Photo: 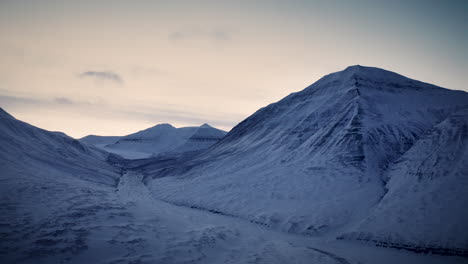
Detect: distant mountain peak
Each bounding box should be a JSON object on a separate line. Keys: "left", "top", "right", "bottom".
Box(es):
{"left": 153, "top": 123, "right": 175, "bottom": 129}
{"left": 200, "top": 123, "right": 212, "bottom": 128}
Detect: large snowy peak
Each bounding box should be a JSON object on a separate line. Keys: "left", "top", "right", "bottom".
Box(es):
{"left": 147, "top": 66, "right": 468, "bottom": 240}
{"left": 0, "top": 107, "right": 119, "bottom": 185}
{"left": 197, "top": 66, "right": 468, "bottom": 186}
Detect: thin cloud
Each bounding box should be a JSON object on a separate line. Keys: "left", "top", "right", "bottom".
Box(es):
{"left": 54, "top": 97, "right": 74, "bottom": 105}
{"left": 0, "top": 95, "right": 75, "bottom": 107}
{"left": 169, "top": 28, "right": 232, "bottom": 41}
{"left": 79, "top": 71, "right": 123, "bottom": 83}
{"left": 211, "top": 30, "right": 230, "bottom": 41}
{"left": 0, "top": 95, "right": 42, "bottom": 106}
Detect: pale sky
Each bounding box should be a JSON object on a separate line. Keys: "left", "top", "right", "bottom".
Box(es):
{"left": 0, "top": 0, "right": 467, "bottom": 138}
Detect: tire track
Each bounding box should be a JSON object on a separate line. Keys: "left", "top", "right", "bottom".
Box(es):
{"left": 307, "top": 247, "right": 352, "bottom": 264}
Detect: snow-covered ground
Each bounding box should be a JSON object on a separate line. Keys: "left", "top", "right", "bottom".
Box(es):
{"left": 2, "top": 165, "right": 466, "bottom": 264}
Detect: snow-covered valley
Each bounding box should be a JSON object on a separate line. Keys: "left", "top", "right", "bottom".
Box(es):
{"left": 1, "top": 66, "right": 468, "bottom": 263}
{"left": 4, "top": 165, "right": 465, "bottom": 264}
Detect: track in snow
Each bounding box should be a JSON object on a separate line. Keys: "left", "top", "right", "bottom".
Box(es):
{"left": 307, "top": 247, "right": 352, "bottom": 264}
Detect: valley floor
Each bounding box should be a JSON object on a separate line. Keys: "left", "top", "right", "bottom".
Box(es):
{"left": 1, "top": 168, "right": 466, "bottom": 264}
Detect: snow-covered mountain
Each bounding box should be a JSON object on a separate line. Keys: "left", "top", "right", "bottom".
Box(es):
{"left": 0, "top": 107, "right": 119, "bottom": 185}
{"left": 80, "top": 123, "right": 226, "bottom": 159}
{"left": 145, "top": 65, "right": 468, "bottom": 253}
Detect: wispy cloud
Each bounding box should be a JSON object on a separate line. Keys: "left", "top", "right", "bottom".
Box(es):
{"left": 169, "top": 27, "right": 232, "bottom": 42}
{"left": 0, "top": 95, "right": 42, "bottom": 106}
{"left": 54, "top": 97, "right": 74, "bottom": 105}
{"left": 0, "top": 95, "right": 76, "bottom": 107}
{"left": 79, "top": 71, "right": 123, "bottom": 83}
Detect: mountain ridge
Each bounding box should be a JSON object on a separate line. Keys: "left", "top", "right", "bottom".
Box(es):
{"left": 80, "top": 122, "right": 227, "bottom": 159}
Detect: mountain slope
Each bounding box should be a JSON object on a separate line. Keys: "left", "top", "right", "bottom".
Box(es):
{"left": 340, "top": 108, "right": 468, "bottom": 254}
{"left": 91, "top": 123, "right": 226, "bottom": 159}
{"left": 0, "top": 108, "right": 119, "bottom": 185}
{"left": 146, "top": 66, "right": 468, "bottom": 245}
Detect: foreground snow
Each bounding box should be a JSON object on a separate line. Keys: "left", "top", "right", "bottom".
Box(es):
{"left": 2, "top": 167, "right": 465, "bottom": 264}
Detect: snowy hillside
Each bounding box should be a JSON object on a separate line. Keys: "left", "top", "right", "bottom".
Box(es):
{"left": 146, "top": 66, "right": 468, "bottom": 252}
{"left": 81, "top": 123, "right": 226, "bottom": 159}
{"left": 0, "top": 107, "right": 119, "bottom": 185}
{"left": 340, "top": 108, "right": 468, "bottom": 255}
